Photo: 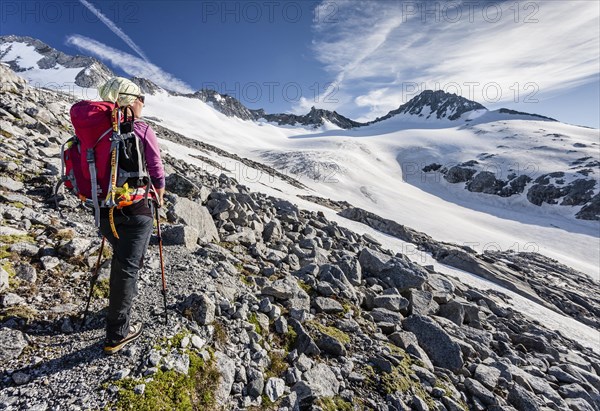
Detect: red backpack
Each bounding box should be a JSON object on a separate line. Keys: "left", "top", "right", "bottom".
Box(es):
{"left": 55, "top": 101, "right": 150, "bottom": 230}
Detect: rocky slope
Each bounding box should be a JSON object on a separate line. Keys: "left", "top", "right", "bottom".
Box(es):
{"left": 2, "top": 63, "right": 600, "bottom": 411}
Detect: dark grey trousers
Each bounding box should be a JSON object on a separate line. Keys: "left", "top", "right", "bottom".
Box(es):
{"left": 99, "top": 210, "right": 153, "bottom": 343}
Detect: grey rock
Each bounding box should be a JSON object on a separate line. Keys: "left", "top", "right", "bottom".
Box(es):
{"left": 438, "top": 300, "right": 465, "bottom": 325}
{"left": 402, "top": 315, "right": 463, "bottom": 371}
{"left": 14, "top": 263, "right": 37, "bottom": 283}
{"left": 292, "top": 363, "right": 340, "bottom": 401}
{"left": 558, "top": 383, "right": 599, "bottom": 408}
{"left": 565, "top": 398, "right": 596, "bottom": 411}
{"left": 374, "top": 294, "right": 409, "bottom": 312}
{"left": 274, "top": 316, "right": 288, "bottom": 334}
{"left": 474, "top": 364, "right": 501, "bottom": 390}
{"left": 264, "top": 377, "right": 286, "bottom": 402}
{"left": 465, "top": 378, "right": 497, "bottom": 405}
{"left": 370, "top": 307, "right": 403, "bottom": 323}
{"left": 0, "top": 328, "right": 27, "bottom": 361}
{"left": 1, "top": 292, "right": 25, "bottom": 307}
{"left": 182, "top": 293, "right": 215, "bottom": 325}
{"left": 318, "top": 264, "right": 358, "bottom": 301}
{"left": 467, "top": 171, "right": 506, "bottom": 194}
{"left": 288, "top": 318, "right": 320, "bottom": 357}
{"left": 162, "top": 224, "right": 199, "bottom": 250}
{"left": 0, "top": 176, "right": 24, "bottom": 191}
{"left": 359, "top": 248, "right": 428, "bottom": 291}
{"left": 191, "top": 335, "right": 206, "bottom": 350}
{"left": 445, "top": 166, "right": 477, "bottom": 183}
{"left": 214, "top": 351, "right": 236, "bottom": 405}
{"left": 263, "top": 220, "right": 283, "bottom": 242}
{"left": 262, "top": 275, "right": 310, "bottom": 311}
{"left": 411, "top": 395, "right": 430, "bottom": 411}
{"left": 335, "top": 318, "right": 360, "bottom": 333}
{"left": 148, "top": 350, "right": 162, "bottom": 367}
{"left": 40, "top": 256, "right": 60, "bottom": 270}
{"left": 0, "top": 192, "right": 33, "bottom": 206}
{"left": 338, "top": 256, "right": 362, "bottom": 286}
{"left": 9, "top": 242, "right": 39, "bottom": 257}
{"left": 508, "top": 384, "right": 542, "bottom": 411}
{"left": 12, "top": 372, "right": 30, "bottom": 385}
{"left": 164, "top": 353, "right": 190, "bottom": 375}
{"left": 296, "top": 354, "right": 314, "bottom": 372}
{"left": 171, "top": 196, "right": 219, "bottom": 242}
{"left": 388, "top": 331, "right": 434, "bottom": 370}
{"left": 0, "top": 266, "right": 8, "bottom": 291}
{"left": 314, "top": 332, "right": 347, "bottom": 357}
{"left": 58, "top": 238, "right": 92, "bottom": 257}
{"left": 312, "top": 297, "right": 344, "bottom": 314}
{"left": 409, "top": 290, "right": 439, "bottom": 316}
{"left": 247, "top": 369, "right": 265, "bottom": 398}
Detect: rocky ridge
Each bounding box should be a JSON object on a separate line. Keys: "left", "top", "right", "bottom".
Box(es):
{"left": 422, "top": 161, "right": 599, "bottom": 220}
{"left": 1, "top": 63, "right": 600, "bottom": 411}
{"left": 0, "top": 35, "right": 113, "bottom": 88}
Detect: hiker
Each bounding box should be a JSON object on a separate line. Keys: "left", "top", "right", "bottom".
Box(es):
{"left": 73, "top": 77, "right": 165, "bottom": 354}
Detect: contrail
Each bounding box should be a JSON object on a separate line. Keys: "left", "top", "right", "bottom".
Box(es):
{"left": 79, "top": 0, "right": 150, "bottom": 63}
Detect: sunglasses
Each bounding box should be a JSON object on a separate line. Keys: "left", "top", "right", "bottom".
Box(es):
{"left": 119, "top": 92, "right": 145, "bottom": 104}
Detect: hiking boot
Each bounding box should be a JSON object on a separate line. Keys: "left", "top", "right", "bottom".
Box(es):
{"left": 103, "top": 322, "right": 143, "bottom": 355}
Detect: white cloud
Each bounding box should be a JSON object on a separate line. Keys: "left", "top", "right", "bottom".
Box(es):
{"left": 66, "top": 35, "right": 193, "bottom": 94}
{"left": 79, "top": 0, "right": 150, "bottom": 62}
{"left": 301, "top": 0, "right": 600, "bottom": 120}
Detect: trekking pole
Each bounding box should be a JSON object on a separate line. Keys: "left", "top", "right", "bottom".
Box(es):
{"left": 154, "top": 203, "right": 168, "bottom": 325}
{"left": 81, "top": 236, "right": 105, "bottom": 328}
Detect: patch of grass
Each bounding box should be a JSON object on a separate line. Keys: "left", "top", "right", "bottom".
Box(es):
{"left": 10, "top": 201, "right": 25, "bottom": 209}
{"left": 362, "top": 352, "right": 438, "bottom": 410}
{"left": 239, "top": 274, "right": 253, "bottom": 286}
{"left": 248, "top": 312, "right": 263, "bottom": 335}
{"left": 308, "top": 321, "right": 350, "bottom": 345}
{"left": 212, "top": 320, "right": 227, "bottom": 346}
{"left": 112, "top": 350, "right": 221, "bottom": 411}
{"left": 0, "top": 129, "right": 13, "bottom": 138}
{"left": 92, "top": 278, "right": 110, "bottom": 298}
{"left": 0, "top": 245, "right": 13, "bottom": 259}
{"left": 297, "top": 280, "right": 313, "bottom": 294}
{"left": 265, "top": 350, "right": 288, "bottom": 379}
{"left": 53, "top": 229, "right": 75, "bottom": 241}
{"left": 216, "top": 241, "right": 235, "bottom": 250}
{"left": 315, "top": 396, "right": 353, "bottom": 411}
{"left": 0, "top": 305, "right": 38, "bottom": 322}
{"left": 0, "top": 234, "right": 36, "bottom": 245}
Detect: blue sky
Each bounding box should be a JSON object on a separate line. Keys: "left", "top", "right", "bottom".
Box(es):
{"left": 1, "top": 0, "right": 599, "bottom": 127}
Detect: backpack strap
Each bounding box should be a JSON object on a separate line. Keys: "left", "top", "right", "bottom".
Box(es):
{"left": 54, "top": 136, "right": 78, "bottom": 216}
{"left": 88, "top": 127, "right": 113, "bottom": 226}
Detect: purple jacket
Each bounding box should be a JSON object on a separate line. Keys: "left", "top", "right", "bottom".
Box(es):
{"left": 134, "top": 121, "right": 165, "bottom": 189}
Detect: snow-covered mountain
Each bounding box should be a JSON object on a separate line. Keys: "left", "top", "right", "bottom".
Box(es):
{"left": 370, "top": 89, "right": 487, "bottom": 122}
{"left": 0, "top": 35, "right": 113, "bottom": 88}
{"left": 256, "top": 106, "right": 363, "bottom": 129}
{"left": 1, "top": 35, "right": 598, "bottom": 281}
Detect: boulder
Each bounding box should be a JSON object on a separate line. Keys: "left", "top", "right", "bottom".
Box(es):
{"left": 0, "top": 328, "right": 27, "bottom": 361}
{"left": 162, "top": 224, "right": 199, "bottom": 250}
{"left": 359, "top": 248, "right": 428, "bottom": 291}
{"left": 402, "top": 315, "right": 463, "bottom": 371}
{"left": 292, "top": 363, "right": 340, "bottom": 401}
{"left": 171, "top": 196, "right": 219, "bottom": 242}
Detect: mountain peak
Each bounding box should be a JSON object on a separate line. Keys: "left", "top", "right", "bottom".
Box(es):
{"left": 371, "top": 90, "right": 487, "bottom": 124}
